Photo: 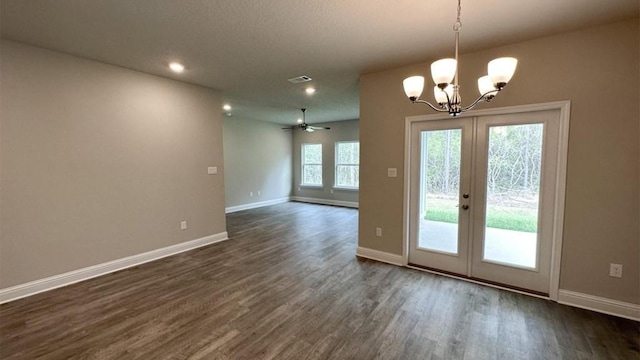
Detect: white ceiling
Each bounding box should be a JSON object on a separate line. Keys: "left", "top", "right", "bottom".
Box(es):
{"left": 1, "top": 0, "right": 638, "bottom": 124}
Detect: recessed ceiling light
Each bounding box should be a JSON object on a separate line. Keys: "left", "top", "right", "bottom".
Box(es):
{"left": 169, "top": 62, "right": 185, "bottom": 73}
{"left": 297, "top": 118, "right": 303, "bottom": 123}
{"left": 222, "top": 104, "right": 232, "bottom": 111}
{"left": 305, "top": 87, "right": 316, "bottom": 95}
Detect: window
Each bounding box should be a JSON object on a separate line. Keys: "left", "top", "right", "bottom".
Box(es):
{"left": 335, "top": 141, "right": 359, "bottom": 188}
{"left": 302, "top": 143, "right": 322, "bottom": 186}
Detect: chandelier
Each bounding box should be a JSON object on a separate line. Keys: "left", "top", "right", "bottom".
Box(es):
{"left": 402, "top": 0, "right": 518, "bottom": 116}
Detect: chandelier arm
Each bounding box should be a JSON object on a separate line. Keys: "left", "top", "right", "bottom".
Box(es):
{"left": 413, "top": 99, "right": 450, "bottom": 113}
{"left": 460, "top": 90, "right": 501, "bottom": 112}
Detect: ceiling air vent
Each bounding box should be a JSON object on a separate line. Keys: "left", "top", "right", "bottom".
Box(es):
{"left": 287, "top": 75, "right": 312, "bottom": 84}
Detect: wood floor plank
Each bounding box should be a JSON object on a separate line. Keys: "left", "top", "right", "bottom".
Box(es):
{"left": 1, "top": 202, "right": 638, "bottom": 359}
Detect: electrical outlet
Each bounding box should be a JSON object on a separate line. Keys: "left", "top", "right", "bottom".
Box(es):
{"left": 180, "top": 221, "right": 187, "bottom": 230}
{"left": 257, "top": 190, "right": 261, "bottom": 196}
{"left": 250, "top": 192, "right": 253, "bottom": 197}
{"left": 609, "top": 263, "right": 623, "bottom": 278}
{"left": 376, "top": 227, "right": 382, "bottom": 237}
{"left": 387, "top": 168, "right": 397, "bottom": 177}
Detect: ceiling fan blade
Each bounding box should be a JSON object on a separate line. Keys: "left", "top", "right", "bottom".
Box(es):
{"left": 308, "top": 126, "right": 330, "bottom": 130}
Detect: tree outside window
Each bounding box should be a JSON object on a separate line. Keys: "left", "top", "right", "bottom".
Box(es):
{"left": 335, "top": 141, "right": 359, "bottom": 188}
{"left": 302, "top": 143, "right": 322, "bottom": 186}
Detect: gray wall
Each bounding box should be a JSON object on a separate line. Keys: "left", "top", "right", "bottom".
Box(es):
{"left": 359, "top": 19, "right": 639, "bottom": 304}
{"left": 292, "top": 119, "right": 359, "bottom": 205}
{"left": 0, "top": 41, "right": 227, "bottom": 288}
{"left": 223, "top": 117, "right": 292, "bottom": 209}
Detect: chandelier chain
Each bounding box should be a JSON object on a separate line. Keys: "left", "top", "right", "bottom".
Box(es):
{"left": 453, "top": 0, "right": 462, "bottom": 31}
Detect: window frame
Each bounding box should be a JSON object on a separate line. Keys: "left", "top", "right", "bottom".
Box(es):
{"left": 334, "top": 141, "right": 360, "bottom": 190}
{"left": 301, "top": 143, "right": 323, "bottom": 187}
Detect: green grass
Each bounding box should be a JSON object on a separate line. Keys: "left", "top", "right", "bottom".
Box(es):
{"left": 425, "top": 205, "right": 538, "bottom": 232}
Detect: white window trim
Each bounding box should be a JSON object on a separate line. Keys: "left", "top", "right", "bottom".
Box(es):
{"left": 301, "top": 143, "right": 323, "bottom": 187}
{"left": 332, "top": 186, "right": 359, "bottom": 191}
{"left": 335, "top": 141, "right": 360, "bottom": 189}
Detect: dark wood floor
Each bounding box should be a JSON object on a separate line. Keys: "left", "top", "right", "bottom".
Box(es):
{"left": 1, "top": 202, "right": 638, "bottom": 359}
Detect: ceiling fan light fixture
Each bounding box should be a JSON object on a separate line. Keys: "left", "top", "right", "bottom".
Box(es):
{"left": 287, "top": 108, "right": 330, "bottom": 132}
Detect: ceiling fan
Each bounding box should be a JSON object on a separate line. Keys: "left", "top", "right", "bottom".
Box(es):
{"left": 283, "top": 108, "right": 330, "bottom": 132}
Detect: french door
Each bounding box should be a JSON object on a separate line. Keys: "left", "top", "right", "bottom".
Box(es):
{"left": 408, "top": 108, "right": 563, "bottom": 295}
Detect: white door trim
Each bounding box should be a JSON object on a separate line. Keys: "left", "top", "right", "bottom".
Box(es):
{"left": 402, "top": 101, "right": 570, "bottom": 300}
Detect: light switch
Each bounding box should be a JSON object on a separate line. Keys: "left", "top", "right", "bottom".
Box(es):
{"left": 387, "top": 168, "right": 397, "bottom": 177}
{"left": 207, "top": 166, "right": 218, "bottom": 175}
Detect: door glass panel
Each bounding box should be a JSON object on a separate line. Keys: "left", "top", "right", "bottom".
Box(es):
{"left": 483, "top": 124, "right": 543, "bottom": 268}
{"left": 418, "top": 129, "right": 462, "bottom": 254}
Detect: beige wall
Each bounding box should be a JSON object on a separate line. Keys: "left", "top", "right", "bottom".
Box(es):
{"left": 223, "top": 117, "right": 292, "bottom": 208}
{"left": 359, "top": 19, "right": 639, "bottom": 304}
{"left": 0, "top": 41, "right": 226, "bottom": 288}
{"left": 292, "top": 119, "right": 359, "bottom": 204}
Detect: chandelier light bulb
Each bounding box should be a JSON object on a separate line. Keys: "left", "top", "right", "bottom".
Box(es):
{"left": 488, "top": 57, "right": 518, "bottom": 88}
{"left": 434, "top": 85, "right": 453, "bottom": 104}
{"left": 403, "top": 76, "right": 425, "bottom": 100}
{"left": 431, "top": 58, "right": 457, "bottom": 88}
{"left": 477, "top": 75, "right": 497, "bottom": 97}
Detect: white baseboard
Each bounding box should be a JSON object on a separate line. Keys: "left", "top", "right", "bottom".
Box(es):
{"left": 558, "top": 289, "right": 640, "bottom": 321}
{"left": 356, "top": 246, "right": 404, "bottom": 266}
{"left": 0, "top": 232, "right": 229, "bottom": 304}
{"left": 291, "top": 196, "right": 358, "bottom": 209}
{"left": 225, "top": 197, "right": 290, "bottom": 213}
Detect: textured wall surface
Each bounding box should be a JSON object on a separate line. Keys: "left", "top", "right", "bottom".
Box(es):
{"left": 1, "top": 41, "right": 226, "bottom": 288}
{"left": 223, "top": 117, "right": 292, "bottom": 208}
{"left": 359, "top": 19, "right": 639, "bottom": 304}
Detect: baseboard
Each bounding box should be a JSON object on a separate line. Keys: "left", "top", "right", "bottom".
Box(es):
{"left": 356, "top": 246, "right": 404, "bottom": 266}
{"left": 225, "top": 197, "right": 291, "bottom": 213}
{"left": 0, "top": 232, "right": 229, "bottom": 304}
{"left": 290, "top": 196, "right": 358, "bottom": 209}
{"left": 558, "top": 289, "right": 640, "bottom": 321}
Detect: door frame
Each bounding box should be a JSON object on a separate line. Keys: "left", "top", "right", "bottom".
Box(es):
{"left": 402, "top": 101, "right": 571, "bottom": 300}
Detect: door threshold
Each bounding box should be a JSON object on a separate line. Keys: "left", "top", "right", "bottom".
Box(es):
{"left": 407, "top": 263, "right": 549, "bottom": 299}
